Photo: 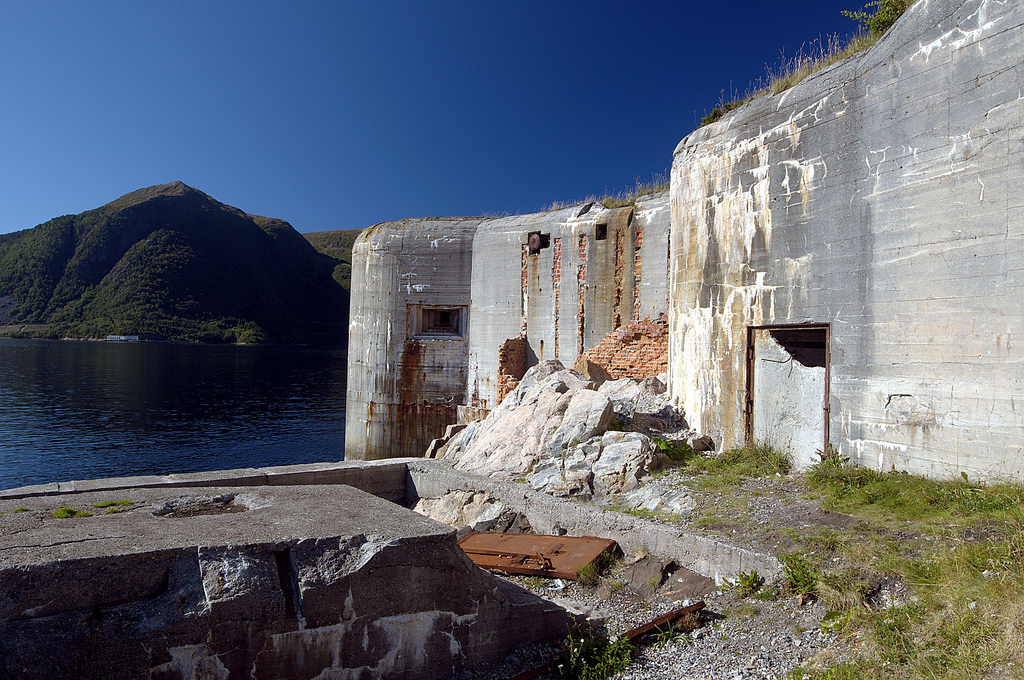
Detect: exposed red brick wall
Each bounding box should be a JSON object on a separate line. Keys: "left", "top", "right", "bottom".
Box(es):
{"left": 633, "top": 224, "right": 643, "bottom": 322}
{"left": 497, "top": 335, "right": 529, "bottom": 402}
{"left": 581, "top": 313, "right": 668, "bottom": 380}
{"left": 613, "top": 230, "right": 623, "bottom": 328}
{"left": 576, "top": 233, "right": 587, "bottom": 355}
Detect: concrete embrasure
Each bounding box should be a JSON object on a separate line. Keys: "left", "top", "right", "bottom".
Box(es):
{"left": 0, "top": 483, "right": 571, "bottom": 680}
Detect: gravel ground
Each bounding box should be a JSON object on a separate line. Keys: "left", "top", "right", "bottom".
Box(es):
{"left": 452, "top": 570, "right": 857, "bottom": 680}
{"left": 448, "top": 469, "right": 885, "bottom": 680}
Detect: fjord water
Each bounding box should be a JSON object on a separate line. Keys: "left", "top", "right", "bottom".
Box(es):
{"left": 0, "top": 339, "right": 347, "bottom": 491}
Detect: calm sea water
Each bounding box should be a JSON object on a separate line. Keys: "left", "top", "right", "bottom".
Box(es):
{"left": 0, "top": 339, "right": 347, "bottom": 491}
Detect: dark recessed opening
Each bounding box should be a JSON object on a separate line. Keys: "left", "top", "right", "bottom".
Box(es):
{"left": 577, "top": 202, "right": 594, "bottom": 217}
{"left": 595, "top": 223, "right": 608, "bottom": 241}
{"left": 410, "top": 306, "right": 465, "bottom": 338}
{"left": 768, "top": 328, "right": 827, "bottom": 368}
{"left": 528, "top": 231, "right": 551, "bottom": 254}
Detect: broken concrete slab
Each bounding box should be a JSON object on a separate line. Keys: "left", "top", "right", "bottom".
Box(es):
{"left": 0, "top": 484, "right": 571, "bottom": 680}
{"left": 622, "top": 556, "right": 677, "bottom": 598}
{"left": 661, "top": 567, "right": 719, "bottom": 603}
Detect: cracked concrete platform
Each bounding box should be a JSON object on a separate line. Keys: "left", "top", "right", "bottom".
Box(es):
{"left": 0, "top": 484, "right": 570, "bottom": 680}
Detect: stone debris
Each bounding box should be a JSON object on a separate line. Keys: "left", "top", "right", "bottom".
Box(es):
{"left": 444, "top": 362, "right": 611, "bottom": 477}
{"left": 436, "top": 361, "right": 706, "bottom": 520}
{"left": 617, "top": 484, "right": 696, "bottom": 516}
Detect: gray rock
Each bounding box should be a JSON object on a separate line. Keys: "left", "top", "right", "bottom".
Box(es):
{"left": 447, "top": 368, "right": 610, "bottom": 478}
{"left": 592, "top": 432, "right": 658, "bottom": 495}
{"left": 619, "top": 485, "right": 696, "bottom": 516}
{"left": 599, "top": 378, "right": 642, "bottom": 420}
{"left": 572, "top": 357, "right": 612, "bottom": 387}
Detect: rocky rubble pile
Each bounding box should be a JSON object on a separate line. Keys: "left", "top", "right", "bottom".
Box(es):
{"left": 421, "top": 361, "right": 714, "bottom": 529}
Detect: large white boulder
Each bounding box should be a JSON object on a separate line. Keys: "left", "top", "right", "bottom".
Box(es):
{"left": 445, "top": 363, "right": 612, "bottom": 478}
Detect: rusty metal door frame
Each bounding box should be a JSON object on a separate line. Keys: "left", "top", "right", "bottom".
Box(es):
{"left": 744, "top": 323, "right": 831, "bottom": 454}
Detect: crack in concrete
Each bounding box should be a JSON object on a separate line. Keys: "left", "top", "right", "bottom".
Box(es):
{"left": 1, "top": 534, "right": 128, "bottom": 550}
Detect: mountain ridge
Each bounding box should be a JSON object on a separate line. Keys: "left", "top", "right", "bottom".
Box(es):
{"left": 0, "top": 182, "right": 349, "bottom": 344}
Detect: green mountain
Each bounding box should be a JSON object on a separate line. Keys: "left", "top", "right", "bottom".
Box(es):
{"left": 303, "top": 228, "right": 363, "bottom": 291}
{"left": 0, "top": 182, "right": 349, "bottom": 344}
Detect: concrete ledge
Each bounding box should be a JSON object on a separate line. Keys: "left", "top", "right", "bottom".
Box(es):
{"left": 0, "top": 483, "right": 571, "bottom": 680}
{"left": 0, "top": 459, "right": 420, "bottom": 505}
{"left": 407, "top": 459, "right": 782, "bottom": 583}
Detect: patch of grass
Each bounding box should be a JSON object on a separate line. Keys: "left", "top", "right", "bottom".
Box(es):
{"left": 577, "top": 550, "right": 620, "bottom": 587}
{"left": 808, "top": 460, "right": 1024, "bottom": 527}
{"left": 12, "top": 507, "right": 30, "bottom": 513}
{"left": 700, "top": 0, "right": 914, "bottom": 127}
{"left": 91, "top": 500, "right": 132, "bottom": 509}
{"left": 690, "top": 442, "right": 791, "bottom": 478}
{"left": 541, "top": 174, "right": 669, "bottom": 214}
{"left": 790, "top": 466, "right": 1024, "bottom": 678}
{"left": 52, "top": 505, "right": 92, "bottom": 518}
{"left": 726, "top": 602, "right": 761, "bottom": 619}
{"left": 819, "top": 567, "right": 873, "bottom": 611}
{"left": 556, "top": 625, "right": 636, "bottom": 680}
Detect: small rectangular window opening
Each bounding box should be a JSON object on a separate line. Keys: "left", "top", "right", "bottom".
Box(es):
{"left": 595, "top": 223, "right": 608, "bottom": 241}
{"left": 409, "top": 305, "right": 466, "bottom": 338}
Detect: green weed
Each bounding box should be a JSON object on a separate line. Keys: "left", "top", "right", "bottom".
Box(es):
{"left": 576, "top": 549, "right": 620, "bottom": 587}
{"left": 652, "top": 437, "right": 697, "bottom": 463}
{"left": 691, "top": 442, "right": 791, "bottom": 478}
{"left": 780, "top": 553, "right": 819, "bottom": 597}
{"left": 724, "top": 569, "right": 764, "bottom": 598}
{"left": 12, "top": 507, "right": 29, "bottom": 513}
{"left": 556, "top": 625, "right": 636, "bottom": 680}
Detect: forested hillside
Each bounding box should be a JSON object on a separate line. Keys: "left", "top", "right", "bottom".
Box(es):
{"left": 303, "top": 229, "right": 362, "bottom": 291}
{"left": 0, "top": 182, "right": 349, "bottom": 344}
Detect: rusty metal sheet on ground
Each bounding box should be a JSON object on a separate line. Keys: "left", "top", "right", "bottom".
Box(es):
{"left": 458, "top": 532, "right": 617, "bottom": 580}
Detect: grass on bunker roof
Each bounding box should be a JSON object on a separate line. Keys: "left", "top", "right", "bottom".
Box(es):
{"left": 652, "top": 443, "right": 1024, "bottom": 680}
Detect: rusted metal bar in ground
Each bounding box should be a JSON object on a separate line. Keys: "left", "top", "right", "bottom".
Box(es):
{"left": 619, "top": 601, "right": 706, "bottom": 641}
{"left": 507, "top": 661, "right": 557, "bottom": 680}
{"left": 507, "top": 602, "right": 708, "bottom": 680}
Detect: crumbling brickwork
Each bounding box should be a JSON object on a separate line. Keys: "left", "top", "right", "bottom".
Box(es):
{"left": 581, "top": 313, "right": 668, "bottom": 380}
{"left": 497, "top": 335, "right": 529, "bottom": 402}
{"left": 633, "top": 224, "right": 643, "bottom": 322}
{"left": 576, "top": 233, "right": 587, "bottom": 355}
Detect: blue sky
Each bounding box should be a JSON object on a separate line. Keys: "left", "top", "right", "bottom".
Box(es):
{"left": 1, "top": 1, "right": 864, "bottom": 235}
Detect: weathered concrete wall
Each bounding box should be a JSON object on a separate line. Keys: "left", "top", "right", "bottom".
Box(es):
{"left": 346, "top": 218, "right": 481, "bottom": 460}
{"left": 467, "top": 193, "right": 671, "bottom": 409}
{"left": 669, "top": 0, "right": 1024, "bottom": 478}
{"left": 0, "top": 484, "right": 570, "bottom": 680}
